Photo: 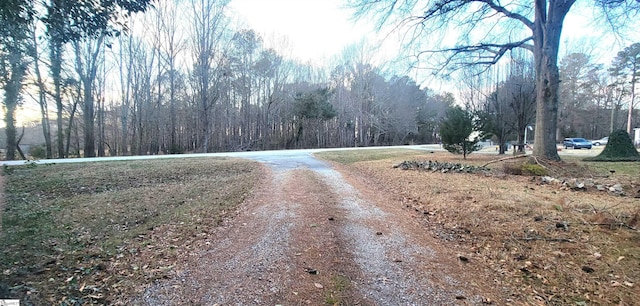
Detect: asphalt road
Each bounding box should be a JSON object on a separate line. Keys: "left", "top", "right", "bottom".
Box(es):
{"left": 0, "top": 145, "right": 445, "bottom": 167}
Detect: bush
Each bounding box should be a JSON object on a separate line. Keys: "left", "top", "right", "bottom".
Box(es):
{"left": 29, "top": 144, "right": 47, "bottom": 159}
{"left": 585, "top": 130, "right": 640, "bottom": 162}
{"left": 440, "top": 106, "right": 481, "bottom": 159}
{"left": 502, "top": 162, "right": 523, "bottom": 175}
{"left": 521, "top": 163, "right": 547, "bottom": 176}
{"left": 168, "top": 144, "right": 183, "bottom": 154}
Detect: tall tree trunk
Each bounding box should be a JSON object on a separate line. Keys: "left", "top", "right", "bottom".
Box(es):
{"left": 65, "top": 86, "right": 80, "bottom": 157}
{"left": 627, "top": 73, "right": 636, "bottom": 134}
{"left": 4, "top": 98, "right": 18, "bottom": 161}
{"left": 47, "top": 0, "right": 68, "bottom": 158}
{"left": 74, "top": 35, "right": 104, "bottom": 158}
{"left": 170, "top": 68, "right": 177, "bottom": 152}
{"left": 83, "top": 79, "right": 96, "bottom": 157}
{"left": 2, "top": 49, "right": 26, "bottom": 160}
{"left": 97, "top": 97, "right": 106, "bottom": 157}
{"left": 32, "top": 26, "right": 53, "bottom": 159}
{"left": 50, "top": 38, "right": 65, "bottom": 158}
{"left": 532, "top": 0, "right": 574, "bottom": 161}
{"left": 118, "top": 35, "right": 134, "bottom": 155}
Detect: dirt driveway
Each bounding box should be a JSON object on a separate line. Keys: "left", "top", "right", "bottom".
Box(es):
{"left": 136, "top": 153, "right": 499, "bottom": 305}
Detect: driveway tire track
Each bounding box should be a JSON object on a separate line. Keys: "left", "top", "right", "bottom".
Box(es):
{"left": 137, "top": 154, "right": 497, "bottom": 305}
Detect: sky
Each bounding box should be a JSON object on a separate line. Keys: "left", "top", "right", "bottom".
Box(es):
{"left": 228, "top": 0, "right": 637, "bottom": 68}
{"left": 4, "top": 1, "right": 638, "bottom": 127}
{"left": 228, "top": 0, "right": 379, "bottom": 63}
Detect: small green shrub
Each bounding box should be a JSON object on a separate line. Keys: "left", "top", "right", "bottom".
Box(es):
{"left": 29, "top": 144, "right": 47, "bottom": 159}
{"left": 168, "top": 144, "right": 184, "bottom": 154}
{"left": 522, "top": 163, "right": 547, "bottom": 176}
{"left": 585, "top": 130, "right": 640, "bottom": 162}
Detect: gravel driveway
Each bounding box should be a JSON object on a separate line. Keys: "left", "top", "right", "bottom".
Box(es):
{"left": 135, "top": 152, "right": 497, "bottom": 305}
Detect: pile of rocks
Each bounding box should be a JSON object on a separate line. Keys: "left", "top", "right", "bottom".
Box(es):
{"left": 393, "top": 160, "right": 490, "bottom": 174}
{"left": 539, "top": 176, "right": 629, "bottom": 196}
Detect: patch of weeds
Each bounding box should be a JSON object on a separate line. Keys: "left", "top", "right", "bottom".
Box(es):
{"left": 3, "top": 164, "right": 14, "bottom": 175}
{"left": 324, "top": 274, "right": 350, "bottom": 305}
{"left": 521, "top": 164, "right": 547, "bottom": 176}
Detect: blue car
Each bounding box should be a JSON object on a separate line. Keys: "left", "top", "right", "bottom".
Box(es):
{"left": 563, "top": 138, "right": 592, "bottom": 149}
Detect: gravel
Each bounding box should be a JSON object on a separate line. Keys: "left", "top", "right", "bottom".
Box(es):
{"left": 136, "top": 152, "right": 490, "bottom": 305}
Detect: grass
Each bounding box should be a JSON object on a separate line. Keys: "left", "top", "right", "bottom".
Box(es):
{"left": 315, "top": 148, "right": 427, "bottom": 164}
{"left": 324, "top": 274, "right": 350, "bottom": 305}
{"left": 0, "top": 158, "right": 261, "bottom": 304}
{"left": 317, "top": 149, "right": 640, "bottom": 305}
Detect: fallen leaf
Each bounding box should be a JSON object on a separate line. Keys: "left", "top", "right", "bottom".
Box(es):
{"left": 623, "top": 281, "right": 633, "bottom": 287}
{"left": 314, "top": 283, "right": 323, "bottom": 289}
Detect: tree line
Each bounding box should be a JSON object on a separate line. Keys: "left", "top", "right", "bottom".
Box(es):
{"left": 1, "top": 0, "right": 457, "bottom": 160}
{"left": 1, "top": 1, "right": 638, "bottom": 161}
{"left": 459, "top": 47, "right": 639, "bottom": 155}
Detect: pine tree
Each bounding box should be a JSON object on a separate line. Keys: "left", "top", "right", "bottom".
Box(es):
{"left": 440, "top": 106, "right": 481, "bottom": 159}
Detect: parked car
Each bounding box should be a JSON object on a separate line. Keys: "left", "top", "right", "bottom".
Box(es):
{"left": 592, "top": 136, "right": 608, "bottom": 146}
{"left": 563, "top": 138, "right": 592, "bottom": 149}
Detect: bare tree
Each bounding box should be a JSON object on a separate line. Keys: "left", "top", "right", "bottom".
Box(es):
{"left": 470, "top": 55, "right": 536, "bottom": 154}
{"left": 0, "top": 6, "right": 30, "bottom": 160}
{"left": 350, "top": 0, "right": 640, "bottom": 160}
{"left": 29, "top": 21, "right": 54, "bottom": 158}
{"left": 155, "top": 0, "right": 187, "bottom": 153}
{"left": 610, "top": 42, "right": 640, "bottom": 135}
{"left": 190, "top": 0, "right": 229, "bottom": 153}
{"left": 65, "top": 78, "right": 81, "bottom": 157}
{"left": 43, "top": 0, "right": 153, "bottom": 158}
{"left": 115, "top": 33, "right": 135, "bottom": 155}
{"left": 1, "top": 41, "right": 29, "bottom": 161}
{"left": 73, "top": 34, "right": 105, "bottom": 157}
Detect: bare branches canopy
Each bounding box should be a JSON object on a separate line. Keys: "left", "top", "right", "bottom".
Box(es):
{"left": 349, "top": 0, "right": 640, "bottom": 160}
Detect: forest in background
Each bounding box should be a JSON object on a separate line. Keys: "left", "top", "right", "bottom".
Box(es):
{"left": 1, "top": 0, "right": 638, "bottom": 159}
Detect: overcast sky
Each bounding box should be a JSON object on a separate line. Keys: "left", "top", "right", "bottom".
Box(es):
{"left": 6, "top": 1, "right": 638, "bottom": 127}
{"left": 228, "top": 0, "right": 637, "bottom": 67}
{"left": 228, "top": 0, "right": 379, "bottom": 63}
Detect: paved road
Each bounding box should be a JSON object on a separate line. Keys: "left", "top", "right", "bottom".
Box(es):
{"left": 0, "top": 145, "right": 446, "bottom": 167}
{"left": 0, "top": 143, "right": 604, "bottom": 167}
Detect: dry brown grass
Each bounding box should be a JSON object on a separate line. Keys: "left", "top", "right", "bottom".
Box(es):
{"left": 317, "top": 150, "right": 640, "bottom": 305}
{"left": 0, "top": 158, "right": 262, "bottom": 305}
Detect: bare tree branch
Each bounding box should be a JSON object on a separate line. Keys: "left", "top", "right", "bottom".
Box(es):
{"left": 475, "top": 0, "right": 535, "bottom": 30}
{"left": 416, "top": 36, "right": 534, "bottom": 73}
